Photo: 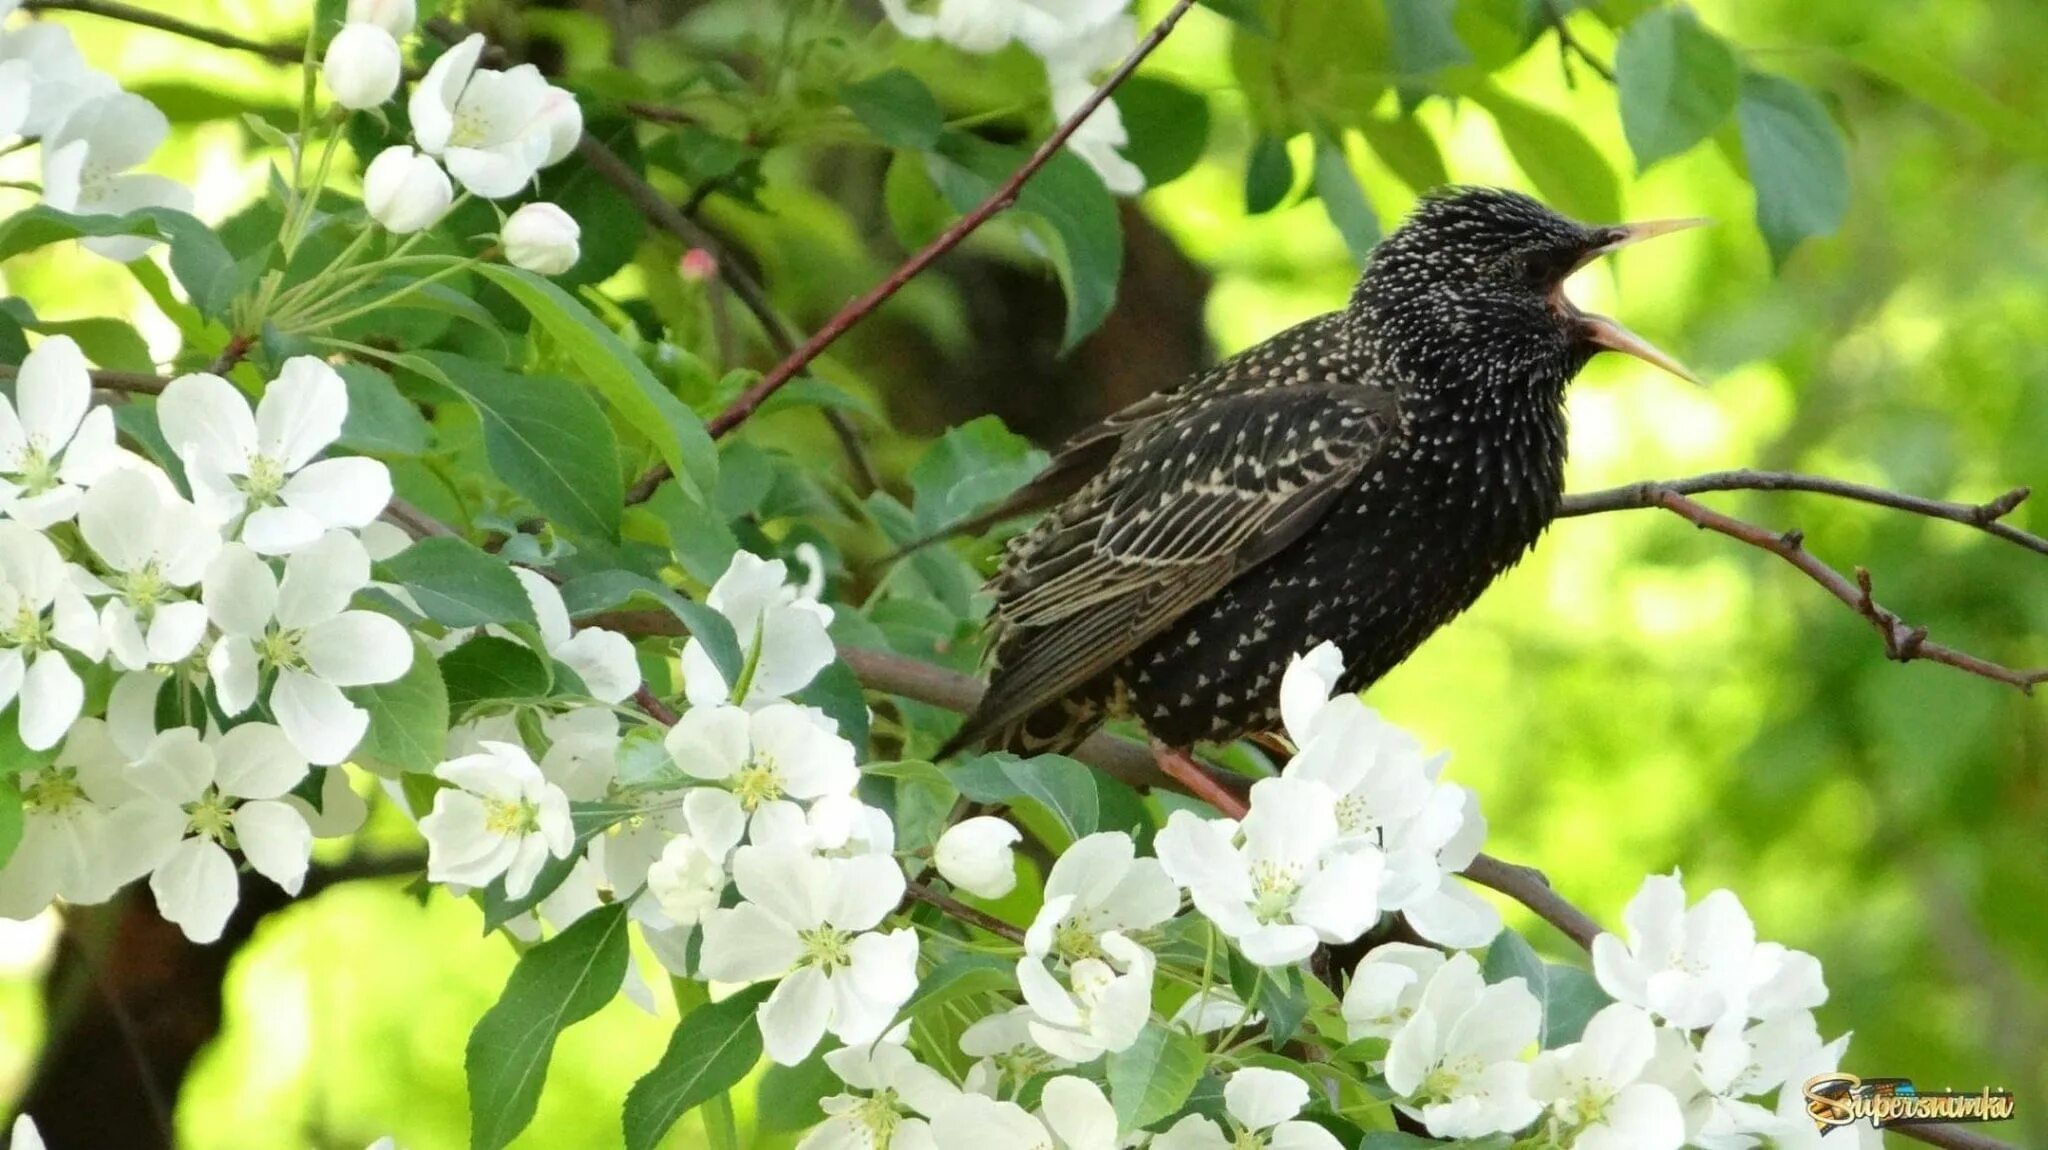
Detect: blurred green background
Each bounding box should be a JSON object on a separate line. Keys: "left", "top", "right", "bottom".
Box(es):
{"left": 1, "top": 0, "right": 2043, "bottom": 1146}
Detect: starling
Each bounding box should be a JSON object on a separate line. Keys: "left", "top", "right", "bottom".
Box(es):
{"left": 939, "top": 187, "right": 1701, "bottom": 767}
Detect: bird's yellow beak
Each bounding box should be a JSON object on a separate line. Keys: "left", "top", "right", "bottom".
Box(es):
{"left": 1564, "top": 217, "right": 1712, "bottom": 387}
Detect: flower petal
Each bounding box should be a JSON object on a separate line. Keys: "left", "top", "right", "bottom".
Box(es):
{"left": 270, "top": 668, "right": 369, "bottom": 765}
{"left": 258, "top": 358, "right": 349, "bottom": 471}
{"left": 276, "top": 530, "right": 370, "bottom": 629}
{"left": 150, "top": 836, "right": 239, "bottom": 944}
{"left": 233, "top": 799, "right": 313, "bottom": 894}
{"left": 301, "top": 610, "right": 412, "bottom": 686}
{"left": 155, "top": 371, "right": 258, "bottom": 469}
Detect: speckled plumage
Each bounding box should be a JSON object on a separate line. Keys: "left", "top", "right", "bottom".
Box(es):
{"left": 943, "top": 188, "right": 1633, "bottom": 756}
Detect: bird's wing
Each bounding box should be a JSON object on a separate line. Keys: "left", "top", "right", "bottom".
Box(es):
{"left": 965, "top": 382, "right": 1402, "bottom": 741}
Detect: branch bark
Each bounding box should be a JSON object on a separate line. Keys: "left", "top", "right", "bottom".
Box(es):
{"left": 0, "top": 363, "right": 166, "bottom": 394}
{"left": 21, "top": 0, "right": 301, "bottom": 64}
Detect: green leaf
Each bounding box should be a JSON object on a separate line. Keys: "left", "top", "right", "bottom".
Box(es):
{"left": 844, "top": 68, "right": 945, "bottom": 150}
{"left": 1244, "top": 134, "right": 1296, "bottom": 215}
{"left": 907, "top": 415, "right": 1048, "bottom": 534}
{"left": 441, "top": 635, "right": 552, "bottom": 711}
{"left": 902, "top": 954, "right": 1013, "bottom": 1020}
{"left": 928, "top": 136, "right": 1124, "bottom": 352}
{"left": 1615, "top": 6, "right": 1740, "bottom": 170}
{"left": 1480, "top": 928, "right": 1613, "bottom": 1048}
{"left": 1312, "top": 135, "right": 1381, "bottom": 265}
{"left": 795, "top": 659, "right": 871, "bottom": 755}
{"left": 381, "top": 536, "right": 538, "bottom": 629}
{"left": 1736, "top": 70, "right": 1850, "bottom": 267}
{"left": 951, "top": 752, "right": 1100, "bottom": 840}
{"left": 1474, "top": 85, "right": 1622, "bottom": 223}
{"left": 28, "top": 317, "right": 153, "bottom": 373}
{"left": 336, "top": 363, "right": 431, "bottom": 454}
{"left": 1359, "top": 115, "right": 1450, "bottom": 194}
{"left": 646, "top": 481, "right": 740, "bottom": 587}
{"left": 422, "top": 351, "right": 624, "bottom": 542}
{"left": 1199, "top": 0, "right": 1270, "bottom": 34}
{"left": 556, "top": 569, "right": 747, "bottom": 689}
{"left": 0, "top": 206, "right": 246, "bottom": 318}
{"left": 0, "top": 774, "right": 21, "bottom": 873}
{"left": 1256, "top": 965, "right": 1312, "bottom": 1046}
{"left": 466, "top": 902, "right": 631, "bottom": 1150}
{"left": 1231, "top": 0, "right": 1389, "bottom": 135}
{"left": 1386, "top": 0, "right": 1471, "bottom": 96}
{"left": 1106, "top": 1023, "right": 1206, "bottom": 1131}
{"left": 344, "top": 637, "right": 448, "bottom": 776}
{"left": 472, "top": 265, "right": 717, "bottom": 502}
{"left": 754, "top": 1052, "right": 837, "bottom": 1132}
{"left": 623, "top": 982, "right": 773, "bottom": 1150}
{"left": 1117, "top": 76, "right": 1213, "bottom": 187}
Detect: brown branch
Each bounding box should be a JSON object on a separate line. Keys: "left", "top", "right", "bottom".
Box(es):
{"left": 1539, "top": 0, "right": 1615, "bottom": 86}
{"left": 1461, "top": 855, "right": 1600, "bottom": 950}
{"left": 0, "top": 362, "right": 165, "bottom": 393}
{"left": 633, "top": 686, "right": 679, "bottom": 726}
{"left": 383, "top": 497, "right": 455, "bottom": 539}
{"left": 903, "top": 882, "right": 1025, "bottom": 944}
{"left": 690, "top": 0, "right": 1201, "bottom": 443}
{"left": 1560, "top": 470, "right": 2047, "bottom": 557}
{"left": 21, "top": 0, "right": 302, "bottom": 64}
{"left": 1636, "top": 489, "right": 2046, "bottom": 693}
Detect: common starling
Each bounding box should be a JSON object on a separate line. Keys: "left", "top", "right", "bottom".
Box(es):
{"left": 940, "top": 187, "right": 1701, "bottom": 764}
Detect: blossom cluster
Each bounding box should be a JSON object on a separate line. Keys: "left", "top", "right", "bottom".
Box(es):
{"left": 323, "top": 0, "right": 583, "bottom": 272}
{"left": 879, "top": 0, "right": 1146, "bottom": 194}
{"left": 0, "top": 341, "right": 414, "bottom": 943}
{"left": 1, "top": 0, "right": 189, "bottom": 260}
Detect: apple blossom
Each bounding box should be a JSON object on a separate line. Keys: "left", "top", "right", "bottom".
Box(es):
{"left": 501, "top": 201, "right": 581, "bottom": 275}
{"left": 1341, "top": 941, "right": 1448, "bottom": 1040}
{"left": 362, "top": 145, "right": 454, "bottom": 234}
{"left": 959, "top": 1005, "right": 1073, "bottom": 1093}
{"left": 0, "top": 335, "right": 123, "bottom": 528}
{"left": 0, "top": 18, "right": 116, "bottom": 137}
{"left": 409, "top": 34, "right": 566, "bottom": 198}
{"left": 0, "top": 59, "right": 27, "bottom": 141}
{"left": 682, "top": 550, "right": 835, "bottom": 707}
{"left": 1383, "top": 952, "right": 1544, "bottom": 1139}
{"left": 663, "top": 701, "right": 857, "bottom": 835}
{"left": 9, "top": 1115, "right": 44, "bottom": 1150}
{"left": 156, "top": 358, "right": 393, "bottom": 554}
{"left": 346, "top": 0, "right": 416, "bottom": 38}
{"left": 1024, "top": 829, "right": 1178, "bottom": 962}
{"left": 1591, "top": 872, "right": 1821, "bottom": 1029}
{"left": 1016, "top": 931, "right": 1154, "bottom": 1061}
{"left": 203, "top": 532, "right": 414, "bottom": 764}
{"left": 76, "top": 469, "right": 220, "bottom": 671}
{"left": 800, "top": 1039, "right": 958, "bottom": 1150}
{"left": 38, "top": 91, "right": 193, "bottom": 261}
{"left": 1155, "top": 776, "right": 1385, "bottom": 966}
{"left": 0, "top": 520, "right": 105, "bottom": 750}
{"left": 128, "top": 724, "right": 315, "bottom": 943}
{"left": 642, "top": 789, "right": 746, "bottom": 926}
{"left": 933, "top": 815, "right": 1021, "bottom": 899}
{"left": 323, "top": 22, "right": 402, "bottom": 110}
{"left": 0, "top": 720, "right": 177, "bottom": 919}
{"left": 419, "top": 740, "right": 574, "bottom": 898}
{"left": 698, "top": 845, "right": 917, "bottom": 1064}
{"left": 1151, "top": 1067, "right": 1343, "bottom": 1150}
{"left": 1528, "top": 1003, "right": 1687, "bottom": 1150}
{"left": 511, "top": 568, "right": 638, "bottom": 703}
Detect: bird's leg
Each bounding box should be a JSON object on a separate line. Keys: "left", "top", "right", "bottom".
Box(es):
{"left": 1149, "top": 740, "right": 1250, "bottom": 819}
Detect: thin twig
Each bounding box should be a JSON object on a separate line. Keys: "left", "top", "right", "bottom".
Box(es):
{"left": 688, "top": 0, "right": 1201, "bottom": 441}
{"left": 633, "top": 686, "right": 679, "bottom": 726}
{"left": 1560, "top": 470, "right": 2047, "bottom": 557}
{"left": 383, "top": 497, "right": 455, "bottom": 538}
{"left": 903, "top": 882, "right": 1025, "bottom": 944}
{"left": 1539, "top": 0, "right": 1615, "bottom": 85}
{"left": 22, "top": 0, "right": 301, "bottom": 64}
{"left": 1643, "top": 490, "right": 2046, "bottom": 693}
{"left": 0, "top": 363, "right": 166, "bottom": 393}
{"left": 1461, "top": 855, "right": 1600, "bottom": 949}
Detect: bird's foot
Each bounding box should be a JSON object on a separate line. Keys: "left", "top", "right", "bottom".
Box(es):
{"left": 1149, "top": 740, "right": 1250, "bottom": 819}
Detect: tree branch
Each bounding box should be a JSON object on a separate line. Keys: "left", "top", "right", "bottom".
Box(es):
{"left": 1539, "top": 0, "right": 1615, "bottom": 86}
{"left": 903, "top": 882, "right": 1025, "bottom": 944}
{"left": 0, "top": 363, "right": 166, "bottom": 394}
{"left": 21, "top": 0, "right": 301, "bottom": 64}
{"left": 685, "top": 0, "right": 1201, "bottom": 443}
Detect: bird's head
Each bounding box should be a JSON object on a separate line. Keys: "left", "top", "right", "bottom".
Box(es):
{"left": 1354, "top": 186, "right": 1704, "bottom": 391}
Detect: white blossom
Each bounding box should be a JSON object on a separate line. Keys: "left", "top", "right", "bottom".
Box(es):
{"left": 129, "top": 724, "right": 314, "bottom": 944}
{"left": 664, "top": 701, "right": 857, "bottom": 835}
{"left": 8, "top": 1115, "right": 45, "bottom": 1150}
{"left": 1155, "top": 776, "right": 1383, "bottom": 966}
{"left": 203, "top": 532, "right": 413, "bottom": 764}
{"left": 419, "top": 740, "right": 574, "bottom": 898}
{"left": 0, "top": 335, "right": 123, "bottom": 527}
{"left": 1383, "top": 951, "right": 1544, "bottom": 1139}
{"left": 76, "top": 469, "right": 219, "bottom": 670}
{"left": 346, "top": 0, "right": 417, "bottom": 38}
{"left": 959, "top": 1005, "right": 1072, "bottom": 1092}
{"left": 933, "top": 815, "right": 1021, "bottom": 899}
{"left": 323, "top": 22, "right": 402, "bottom": 110}
{"left": 698, "top": 845, "right": 917, "bottom": 1064}
{"left": 0, "top": 520, "right": 104, "bottom": 750}
{"left": 0, "top": 720, "right": 177, "bottom": 918}
{"left": 1042, "top": 25, "right": 1145, "bottom": 197}
{"left": 1024, "top": 829, "right": 1178, "bottom": 962}
{"left": 1152, "top": 1067, "right": 1343, "bottom": 1150}
{"left": 1341, "top": 941, "right": 1447, "bottom": 1040}
{"left": 682, "top": 551, "right": 835, "bottom": 707}
{"left": 157, "top": 358, "right": 392, "bottom": 554}
{"left": 1679, "top": 1011, "right": 1827, "bottom": 1148}
{"left": 800, "top": 1039, "right": 957, "bottom": 1150}
{"left": 38, "top": 91, "right": 192, "bottom": 261}
{"left": 643, "top": 788, "right": 746, "bottom": 927}
{"left": 930, "top": 1076, "right": 1124, "bottom": 1150}
{"left": 1528, "top": 1003, "right": 1687, "bottom": 1150}
{"left": 363, "top": 145, "right": 453, "bottom": 234}
{"left": 511, "top": 568, "right": 638, "bottom": 703}
{"left": 409, "top": 34, "right": 571, "bottom": 198}
{"left": 1016, "top": 931, "right": 1153, "bottom": 1061}
{"left": 0, "top": 18, "right": 116, "bottom": 137}
{"left": 501, "top": 201, "right": 580, "bottom": 275}
{"left": 1592, "top": 872, "right": 1822, "bottom": 1030}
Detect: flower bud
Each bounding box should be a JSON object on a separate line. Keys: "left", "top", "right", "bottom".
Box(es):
{"left": 530, "top": 86, "right": 584, "bottom": 168}
{"left": 501, "top": 202, "right": 580, "bottom": 275}
{"left": 934, "top": 816, "right": 1021, "bottom": 899}
{"left": 346, "top": 0, "right": 417, "bottom": 38}
{"left": 679, "top": 247, "right": 718, "bottom": 283}
{"left": 322, "top": 23, "right": 401, "bottom": 110}
{"left": 362, "top": 145, "right": 453, "bottom": 234}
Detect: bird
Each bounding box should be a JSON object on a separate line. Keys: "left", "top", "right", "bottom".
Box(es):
{"left": 936, "top": 187, "right": 1703, "bottom": 788}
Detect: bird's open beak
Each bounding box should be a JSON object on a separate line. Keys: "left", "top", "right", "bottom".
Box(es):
{"left": 1555, "top": 217, "right": 1712, "bottom": 387}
